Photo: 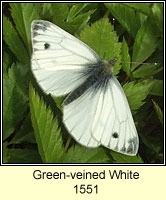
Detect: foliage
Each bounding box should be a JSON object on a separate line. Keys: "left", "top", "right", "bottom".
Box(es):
{"left": 3, "top": 3, "right": 163, "bottom": 164}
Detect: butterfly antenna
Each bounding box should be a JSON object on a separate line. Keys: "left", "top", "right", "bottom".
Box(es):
{"left": 112, "top": 17, "right": 116, "bottom": 59}
{"left": 121, "top": 61, "right": 158, "bottom": 65}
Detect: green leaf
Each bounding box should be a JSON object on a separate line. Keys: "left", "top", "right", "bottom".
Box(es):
{"left": 52, "top": 3, "right": 70, "bottom": 28}
{"left": 69, "top": 10, "right": 95, "bottom": 34}
{"left": 131, "top": 17, "right": 158, "bottom": 71}
{"left": 3, "top": 51, "right": 13, "bottom": 73}
{"left": 8, "top": 149, "right": 42, "bottom": 163}
{"left": 67, "top": 3, "right": 89, "bottom": 21}
{"left": 9, "top": 113, "right": 36, "bottom": 144}
{"left": 66, "top": 3, "right": 95, "bottom": 34}
{"left": 3, "top": 16, "right": 29, "bottom": 64}
{"left": 50, "top": 3, "right": 95, "bottom": 34}
{"left": 123, "top": 80, "right": 154, "bottom": 111}
{"left": 152, "top": 100, "right": 163, "bottom": 126}
{"left": 10, "top": 3, "right": 41, "bottom": 55}
{"left": 42, "top": 3, "right": 53, "bottom": 21}
{"left": 3, "top": 63, "right": 29, "bottom": 140}
{"left": 79, "top": 18, "right": 121, "bottom": 75}
{"left": 105, "top": 3, "right": 142, "bottom": 38}
{"left": 29, "top": 84, "right": 64, "bottom": 163}
{"left": 149, "top": 79, "right": 163, "bottom": 96}
{"left": 51, "top": 3, "right": 81, "bottom": 34}
{"left": 139, "top": 132, "right": 163, "bottom": 155}
{"left": 121, "top": 37, "right": 131, "bottom": 75}
{"left": 152, "top": 3, "right": 163, "bottom": 34}
{"left": 3, "top": 142, "right": 9, "bottom": 163}
{"left": 132, "top": 63, "right": 159, "bottom": 78}
{"left": 123, "top": 3, "right": 151, "bottom": 15}
{"left": 111, "top": 151, "right": 143, "bottom": 163}
{"left": 63, "top": 145, "right": 110, "bottom": 163}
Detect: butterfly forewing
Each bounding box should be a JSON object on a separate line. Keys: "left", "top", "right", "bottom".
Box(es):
{"left": 31, "top": 20, "right": 100, "bottom": 96}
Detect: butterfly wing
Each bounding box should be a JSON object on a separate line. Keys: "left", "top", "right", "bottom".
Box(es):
{"left": 31, "top": 20, "right": 100, "bottom": 96}
{"left": 91, "top": 75, "right": 139, "bottom": 156}
{"left": 63, "top": 86, "right": 101, "bottom": 147}
{"left": 63, "top": 75, "right": 138, "bottom": 155}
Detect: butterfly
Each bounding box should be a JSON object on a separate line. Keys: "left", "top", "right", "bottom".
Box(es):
{"left": 31, "top": 20, "right": 139, "bottom": 156}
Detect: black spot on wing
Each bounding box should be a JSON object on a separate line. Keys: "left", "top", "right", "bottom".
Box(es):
{"left": 33, "top": 39, "right": 37, "bottom": 44}
{"left": 120, "top": 137, "right": 138, "bottom": 155}
{"left": 32, "top": 21, "right": 51, "bottom": 39}
{"left": 33, "top": 31, "right": 39, "bottom": 37}
{"left": 127, "top": 144, "right": 133, "bottom": 154}
{"left": 112, "top": 132, "right": 119, "bottom": 138}
{"left": 44, "top": 43, "right": 50, "bottom": 49}
{"left": 120, "top": 146, "right": 126, "bottom": 152}
{"left": 33, "top": 21, "right": 50, "bottom": 31}
{"left": 128, "top": 137, "right": 138, "bottom": 154}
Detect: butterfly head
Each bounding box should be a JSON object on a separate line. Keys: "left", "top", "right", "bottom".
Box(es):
{"left": 109, "top": 58, "right": 117, "bottom": 66}
{"left": 103, "top": 57, "right": 117, "bottom": 74}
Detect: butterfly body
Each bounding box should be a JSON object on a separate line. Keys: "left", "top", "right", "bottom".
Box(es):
{"left": 64, "top": 60, "right": 114, "bottom": 105}
{"left": 31, "top": 20, "right": 139, "bottom": 156}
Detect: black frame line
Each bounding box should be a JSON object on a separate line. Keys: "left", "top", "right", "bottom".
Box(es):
{"left": 1, "top": 0, "right": 165, "bottom": 166}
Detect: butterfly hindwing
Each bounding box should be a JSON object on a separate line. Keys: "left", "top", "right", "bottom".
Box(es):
{"left": 63, "top": 75, "right": 138, "bottom": 156}
{"left": 63, "top": 86, "right": 101, "bottom": 147}
{"left": 92, "top": 76, "right": 139, "bottom": 156}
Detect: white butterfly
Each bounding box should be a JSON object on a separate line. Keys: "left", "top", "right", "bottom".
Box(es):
{"left": 31, "top": 20, "right": 139, "bottom": 156}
